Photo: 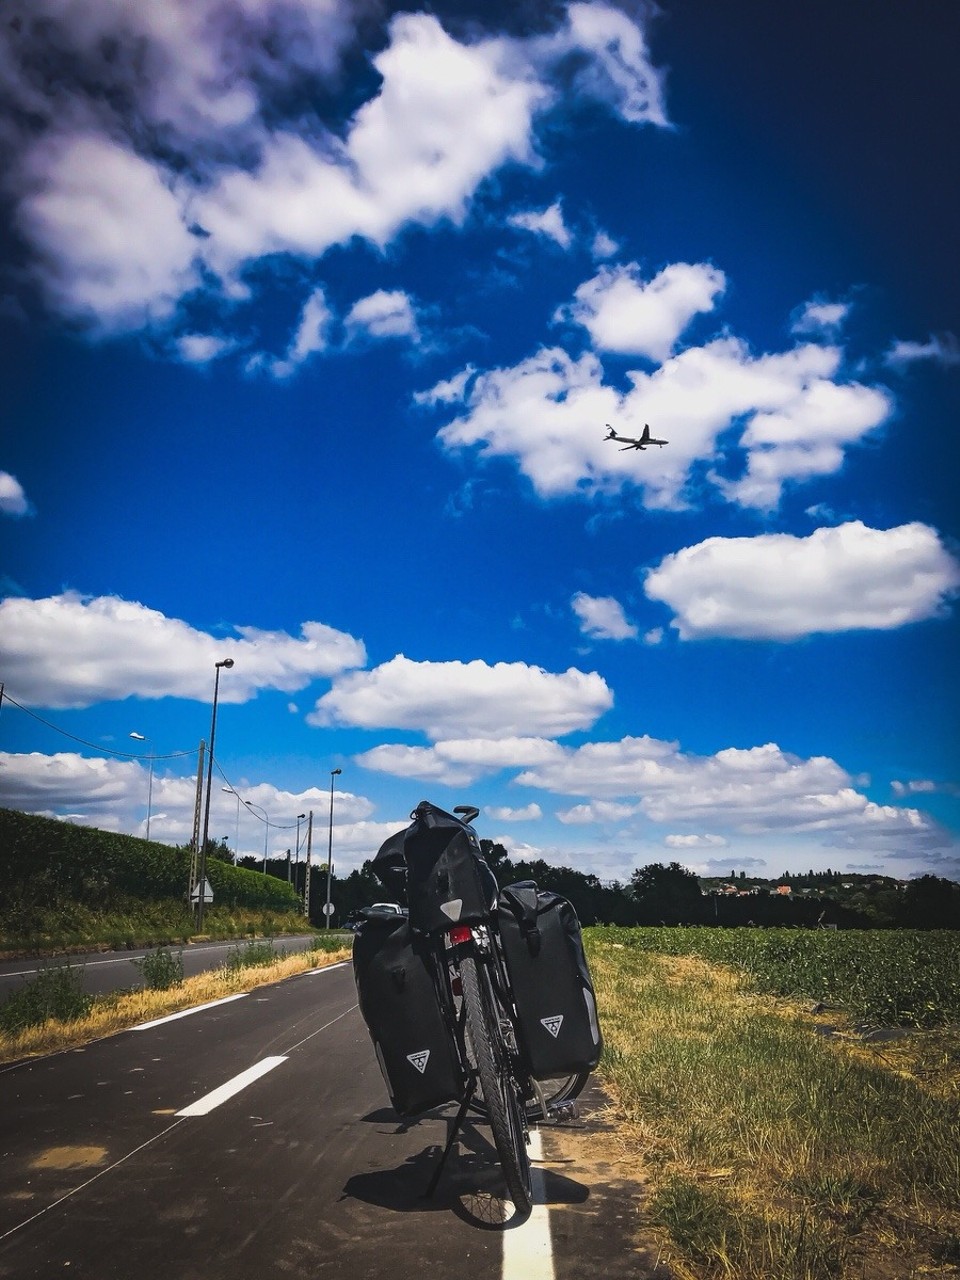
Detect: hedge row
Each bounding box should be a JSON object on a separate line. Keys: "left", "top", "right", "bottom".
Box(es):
{"left": 0, "top": 808, "right": 299, "bottom": 912}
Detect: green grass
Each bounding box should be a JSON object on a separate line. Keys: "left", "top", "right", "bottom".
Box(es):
{"left": 585, "top": 933, "right": 960, "bottom": 1279}
{"left": 591, "top": 925, "right": 960, "bottom": 1027}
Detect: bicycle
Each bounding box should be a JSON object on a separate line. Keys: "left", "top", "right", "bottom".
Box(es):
{"left": 362, "top": 800, "right": 593, "bottom": 1214}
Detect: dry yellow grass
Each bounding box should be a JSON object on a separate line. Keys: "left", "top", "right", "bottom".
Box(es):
{"left": 586, "top": 938, "right": 960, "bottom": 1280}
{"left": 0, "top": 945, "right": 351, "bottom": 1064}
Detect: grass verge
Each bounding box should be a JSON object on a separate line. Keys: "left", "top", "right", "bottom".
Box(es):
{"left": 0, "top": 938, "right": 350, "bottom": 1065}
{"left": 586, "top": 936, "right": 960, "bottom": 1280}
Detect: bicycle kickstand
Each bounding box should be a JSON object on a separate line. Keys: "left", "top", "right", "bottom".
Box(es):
{"left": 423, "top": 1078, "right": 477, "bottom": 1199}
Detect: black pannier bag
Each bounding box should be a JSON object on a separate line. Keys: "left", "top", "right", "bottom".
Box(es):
{"left": 402, "top": 801, "right": 499, "bottom": 936}
{"left": 352, "top": 907, "right": 462, "bottom": 1117}
{"left": 497, "top": 882, "right": 602, "bottom": 1079}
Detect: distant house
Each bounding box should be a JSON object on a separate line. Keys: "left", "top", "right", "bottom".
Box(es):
{"left": 776, "top": 884, "right": 792, "bottom": 896}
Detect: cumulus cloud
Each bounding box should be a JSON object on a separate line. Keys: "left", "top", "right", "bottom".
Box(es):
{"left": 518, "top": 736, "right": 946, "bottom": 848}
{"left": 310, "top": 654, "right": 612, "bottom": 738}
{"left": 664, "top": 833, "right": 728, "bottom": 849}
{"left": 571, "top": 591, "right": 638, "bottom": 640}
{"left": 644, "top": 521, "right": 960, "bottom": 640}
{"left": 175, "top": 333, "right": 235, "bottom": 364}
{"left": 1, "top": 2, "right": 668, "bottom": 332}
{"left": 356, "top": 736, "right": 561, "bottom": 785}
{"left": 486, "top": 803, "right": 542, "bottom": 822}
{"left": 791, "top": 298, "right": 850, "bottom": 336}
{"left": 14, "top": 131, "right": 200, "bottom": 331}
{"left": 263, "top": 286, "right": 333, "bottom": 378}
{"left": 884, "top": 333, "right": 960, "bottom": 368}
{"left": 507, "top": 202, "right": 572, "bottom": 249}
{"left": 557, "top": 800, "right": 639, "bottom": 824}
{"left": 0, "top": 592, "right": 366, "bottom": 708}
{"left": 0, "top": 471, "right": 30, "bottom": 517}
{"left": 0, "top": 751, "right": 378, "bottom": 861}
{"left": 562, "top": 261, "right": 726, "bottom": 360}
{"left": 345, "top": 290, "right": 419, "bottom": 342}
{"left": 436, "top": 334, "right": 890, "bottom": 510}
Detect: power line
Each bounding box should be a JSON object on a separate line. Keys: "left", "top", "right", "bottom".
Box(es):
{"left": 0, "top": 690, "right": 197, "bottom": 761}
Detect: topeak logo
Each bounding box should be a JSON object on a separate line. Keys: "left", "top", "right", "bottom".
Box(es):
{"left": 540, "top": 1015, "right": 564, "bottom": 1039}
{"left": 407, "top": 1050, "right": 431, "bottom": 1074}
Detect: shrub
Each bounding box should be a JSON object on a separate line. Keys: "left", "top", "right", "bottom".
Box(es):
{"left": 133, "top": 947, "right": 184, "bottom": 990}
{"left": 0, "top": 964, "right": 93, "bottom": 1033}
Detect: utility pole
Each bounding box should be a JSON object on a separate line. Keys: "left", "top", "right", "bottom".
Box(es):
{"left": 304, "top": 810, "right": 313, "bottom": 922}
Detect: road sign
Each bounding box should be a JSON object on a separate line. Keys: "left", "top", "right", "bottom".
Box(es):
{"left": 322, "top": 902, "right": 335, "bottom": 917}
{"left": 190, "top": 878, "right": 214, "bottom": 904}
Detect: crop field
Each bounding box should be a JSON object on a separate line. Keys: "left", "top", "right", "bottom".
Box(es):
{"left": 590, "top": 925, "right": 960, "bottom": 1027}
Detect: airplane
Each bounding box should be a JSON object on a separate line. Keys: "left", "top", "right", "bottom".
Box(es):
{"left": 604, "top": 423, "right": 668, "bottom": 451}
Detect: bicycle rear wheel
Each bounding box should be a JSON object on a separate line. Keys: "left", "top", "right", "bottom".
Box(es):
{"left": 459, "top": 952, "right": 532, "bottom": 1215}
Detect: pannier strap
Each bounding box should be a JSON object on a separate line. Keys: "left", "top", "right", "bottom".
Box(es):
{"left": 499, "top": 881, "right": 542, "bottom": 956}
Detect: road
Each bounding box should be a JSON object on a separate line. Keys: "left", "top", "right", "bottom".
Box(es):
{"left": 0, "top": 936, "right": 326, "bottom": 1006}
{"left": 0, "top": 960, "right": 660, "bottom": 1279}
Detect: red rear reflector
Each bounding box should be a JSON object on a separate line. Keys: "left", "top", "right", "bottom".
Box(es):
{"left": 449, "top": 925, "right": 472, "bottom": 944}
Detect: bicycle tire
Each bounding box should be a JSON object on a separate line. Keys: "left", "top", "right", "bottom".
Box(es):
{"left": 459, "top": 953, "right": 533, "bottom": 1214}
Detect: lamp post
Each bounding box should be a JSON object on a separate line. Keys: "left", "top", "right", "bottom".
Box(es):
{"left": 197, "top": 657, "right": 234, "bottom": 929}
{"left": 245, "top": 800, "right": 270, "bottom": 875}
{"left": 222, "top": 786, "right": 241, "bottom": 861}
{"left": 325, "top": 768, "right": 341, "bottom": 929}
{"left": 129, "top": 731, "right": 154, "bottom": 840}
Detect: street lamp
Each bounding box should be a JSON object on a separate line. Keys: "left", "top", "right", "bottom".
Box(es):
{"left": 222, "top": 786, "right": 241, "bottom": 861}
{"left": 197, "top": 657, "right": 234, "bottom": 929}
{"left": 129, "top": 731, "right": 154, "bottom": 840}
{"left": 245, "top": 800, "right": 270, "bottom": 875}
{"left": 325, "top": 768, "right": 341, "bottom": 929}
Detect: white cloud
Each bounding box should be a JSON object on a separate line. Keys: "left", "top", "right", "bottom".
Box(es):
{"left": 345, "top": 290, "right": 419, "bottom": 342}
{"left": 644, "top": 521, "right": 960, "bottom": 640}
{"left": 535, "top": 1, "right": 667, "bottom": 126}
{"left": 664, "top": 833, "right": 728, "bottom": 849}
{"left": 518, "top": 736, "right": 946, "bottom": 848}
{"left": 15, "top": 132, "right": 199, "bottom": 331}
{"left": 310, "top": 654, "right": 612, "bottom": 738}
{"left": 0, "top": 750, "right": 379, "bottom": 863}
{"left": 591, "top": 230, "right": 619, "bottom": 260}
{"left": 507, "top": 201, "right": 572, "bottom": 249}
{"left": 556, "top": 800, "right": 639, "bottom": 824}
{"left": 1, "top": 2, "right": 669, "bottom": 332}
{"left": 0, "top": 592, "right": 366, "bottom": 708}
{"left": 436, "top": 330, "right": 891, "bottom": 510}
{"left": 486, "top": 803, "right": 542, "bottom": 822}
{"left": 175, "top": 333, "right": 235, "bottom": 364}
{"left": 356, "top": 737, "right": 561, "bottom": 785}
{"left": 414, "top": 366, "right": 476, "bottom": 406}
{"left": 0, "top": 471, "right": 30, "bottom": 517}
{"left": 571, "top": 591, "right": 638, "bottom": 640}
{"left": 884, "top": 333, "right": 960, "bottom": 368}
{"left": 791, "top": 298, "right": 850, "bottom": 336}
{"left": 265, "top": 286, "right": 333, "bottom": 378}
{"left": 563, "top": 261, "right": 726, "bottom": 360}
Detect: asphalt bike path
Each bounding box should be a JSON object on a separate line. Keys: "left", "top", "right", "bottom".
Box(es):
{"left": 0, "top": 961, "right": 657, "bottom": 1279}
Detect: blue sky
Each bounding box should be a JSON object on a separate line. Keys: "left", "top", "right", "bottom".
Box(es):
{"left": 1, "top": 0, "right": 958, "bottom": 885}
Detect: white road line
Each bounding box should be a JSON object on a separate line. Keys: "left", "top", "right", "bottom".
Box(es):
{"left": 131, "top": 993, "right": 248, "bottom": 1030}
{"left": 176, "top": 1056, "right": 288, "bottom": 1116}
{"left": 502, "top": 1129, "right": 554, "bottom": 1280}
{"left": 304, "top": 960, "right": 350, "bottom": 974}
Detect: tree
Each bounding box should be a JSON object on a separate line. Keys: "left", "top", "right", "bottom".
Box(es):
{"left": 629, "top": 861, "right": 703, "bottom": 924}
